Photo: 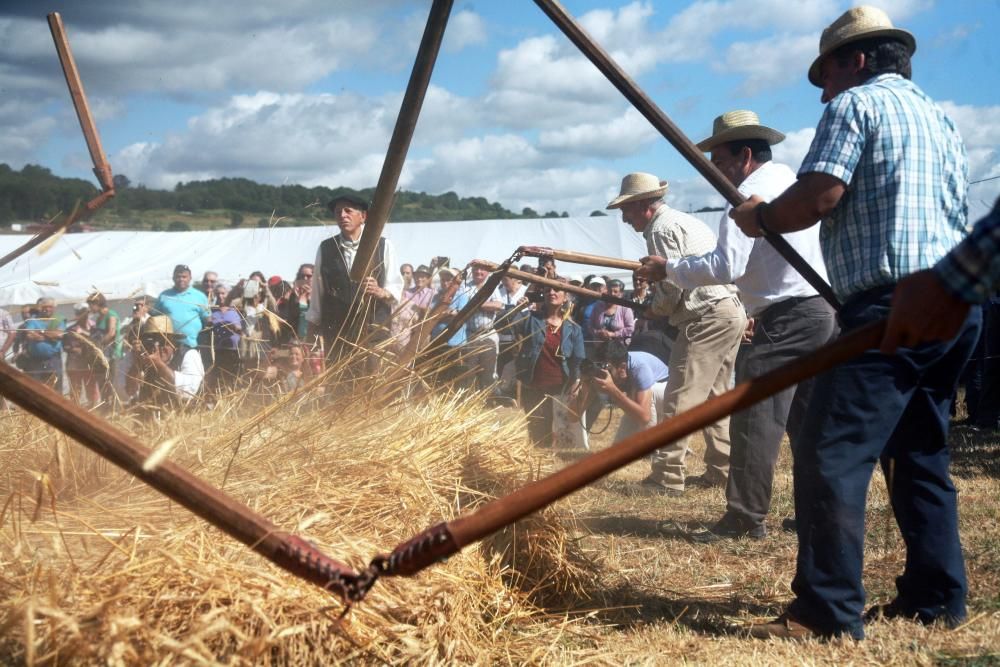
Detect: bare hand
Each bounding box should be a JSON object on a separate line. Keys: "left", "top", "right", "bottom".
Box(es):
{"left": 742, "top": 317, "right": 755, "bottom": 344}
{"left": 730, "top": 195, "right": 767, "bottom": 238}
{"left": 361, "top": 277, "right": 385, "bottom": 299}
{"left": 880, "top": 270, "right": 971, "bottom": 354}
{"left": 636, "top": 255, "right": 667, "bottom": 282}
{"left": 519, "top": 245, "right": 554, "bottom": 257}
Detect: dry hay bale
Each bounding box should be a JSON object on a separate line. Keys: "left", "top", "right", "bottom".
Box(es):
{"left": 0, "top": 376, "right": 604, "bottom": 664}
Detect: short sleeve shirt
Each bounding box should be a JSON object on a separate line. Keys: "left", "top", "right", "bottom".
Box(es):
{"left": 627, "top": 350, "right": 669, "bottom": 392}
{"left": 799, "top": 74, "right": 969, "bottom": 301}
{"left": 156, "top": 287, "right": 210, "bottom": 348}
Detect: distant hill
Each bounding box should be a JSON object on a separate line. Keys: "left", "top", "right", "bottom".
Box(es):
{"left": 0, "top": 163, "right": 570, "bottom": 231}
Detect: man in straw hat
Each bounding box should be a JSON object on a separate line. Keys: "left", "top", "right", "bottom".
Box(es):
{"left": 640, "top": 110, "right": 837, "bottom": 543}
{"left": 730, "top": 6, "right": 977, "bottom": 639}
{"left": 305, "top": 193, "right": 401, "bottom": 356}
{"left": 135, "top": 315, "right": 205, "bottom": 407}
{"left": 611, "top": 172, "right": 745, "bottom": 495}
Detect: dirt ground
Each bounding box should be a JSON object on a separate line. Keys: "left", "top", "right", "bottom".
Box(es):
{"left": 519, "top": 404, "right": 1000, "bottom": 664}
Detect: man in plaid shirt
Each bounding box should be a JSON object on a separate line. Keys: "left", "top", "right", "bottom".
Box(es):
{"left": 732, "top": 6, "right": 981, "bottom": 640}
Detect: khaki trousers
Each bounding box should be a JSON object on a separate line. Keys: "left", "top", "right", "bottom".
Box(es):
{"left": 649, "top": 297, "right": 745, "bottom": 490}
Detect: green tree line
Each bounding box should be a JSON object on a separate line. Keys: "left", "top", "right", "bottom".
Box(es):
{"left": 0, "top": 163, "right": 574, "bottom": 227}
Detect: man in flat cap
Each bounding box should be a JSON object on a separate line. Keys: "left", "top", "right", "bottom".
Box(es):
{"left": 731, "top": 6, "right": 976, "bottom": 640}
{"left": 612, "top": 173, "right": 745, "bottom": 495}
{"left": 306, "top": 193, "right": 401, "bottom": 358}
{"left": 641, "top": 110, "right": 837, "bottom": 543}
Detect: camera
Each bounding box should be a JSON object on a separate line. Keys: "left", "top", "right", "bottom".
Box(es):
{"left": 580, "top": 358, "right": 610, "bottom": 379}
{"left": 525, "top": 290, "right": 545, "bottom": 304}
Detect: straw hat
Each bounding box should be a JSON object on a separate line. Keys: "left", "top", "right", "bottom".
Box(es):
{"left": 606, "top": 172, "right": 668, "bottom": 209}
{"left": 140, "top": 315, "right": 185, "bottom": 345}
{"left": 696, "top": 110, "right": 785, "bottom": 152}
{"left": 808, "top": 5, "right": 916, "bottom": 87}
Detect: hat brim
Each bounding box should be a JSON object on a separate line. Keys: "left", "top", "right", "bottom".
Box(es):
{"left": 328, "top": 195, "right": 370, "bottom": 211}
{"left": 696, "top": 125, "right": 786, "bottom": 152}
{"left": 807, "top": 27, "right": 916, "bottom": 87}
{"left": 606, "top": 185, "right": 668, "bottom": 210}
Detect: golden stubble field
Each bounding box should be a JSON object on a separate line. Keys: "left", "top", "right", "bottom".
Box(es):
{"left": 1, "top": 378, "right": 998, "bottom": 665}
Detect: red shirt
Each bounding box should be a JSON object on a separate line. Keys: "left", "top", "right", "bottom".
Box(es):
{"left": 531, "top": 325, "right": 565, "bottom": 391}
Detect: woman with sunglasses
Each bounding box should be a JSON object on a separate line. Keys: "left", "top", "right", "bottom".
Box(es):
{"left": 513, "top": 279, "right": 585, "bottom": 447}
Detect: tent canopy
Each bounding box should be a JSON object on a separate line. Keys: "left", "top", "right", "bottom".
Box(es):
{"left": 0, "top": 214, "right": 722, "bottom": 307}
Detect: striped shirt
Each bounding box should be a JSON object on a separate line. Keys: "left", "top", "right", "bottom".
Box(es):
{"left": 800, "top": 73, "right": 969, "bottom": 302}
{"left": 643, "top": 204, "right": 737, "bottom": 326}
{"left": 935, "top": 199, "right": 1000, "bottom": 304}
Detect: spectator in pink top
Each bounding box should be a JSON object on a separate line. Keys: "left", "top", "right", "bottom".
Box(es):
{"left": 587, "top": 279, "right": 635, "bottom": 345}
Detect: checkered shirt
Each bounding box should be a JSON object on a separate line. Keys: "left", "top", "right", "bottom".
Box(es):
{"left": 935, "top": 199, "right": 1000, "bottom": 304}
{"left": 644, "top": 205, "right": 737, "bottom": 326}
{"left": 800, "top": 73, "right": 969, "bottom": 301}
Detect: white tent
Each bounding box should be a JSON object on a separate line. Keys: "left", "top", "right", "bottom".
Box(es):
{"left": 0, "top": 214, "right": 720, "bottom": 307}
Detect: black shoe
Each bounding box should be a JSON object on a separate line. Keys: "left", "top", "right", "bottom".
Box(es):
{"left": 689, "top": 516, "right": 766, "bottom": 543}
{"left": 863, "top": 601, "right": 965, "bottom": 629}
{"left": 640, "top": 475, "right": 684, "bottom": 496}
{"left": 781, "top": 517, "right": 797, "bottom": 533}
{"left": 686, "top": 474, "right": 726, "bottom": 489}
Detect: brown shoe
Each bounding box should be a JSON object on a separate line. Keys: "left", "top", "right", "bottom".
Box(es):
{"left": 749, "top": 613, "right": 819, "bottom": 640}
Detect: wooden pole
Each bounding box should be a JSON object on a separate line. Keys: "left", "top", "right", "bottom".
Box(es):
{"left": 470, "top": 259, "right": 644, "bottom": 311}
{"left": 518, "top": 245, "right": 641, "bottom": 271}
{"left": 350, "top": 0, "right": 454, "bottom": 282}
{"left": 48, "top": 12, "right": 113, "bottom": 192}
{"left": 0, "top": 363, "right": 371, "bottom": 601}
{"left": 0, "top": 14, "right": 116, "bottom": 270}
{"left": 533, "top": 0, "right": 841, "bottom": 311}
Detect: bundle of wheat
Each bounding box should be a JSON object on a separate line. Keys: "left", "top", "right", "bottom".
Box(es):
{"left": 0, "top": 362, "right": 604, "bottom": 664}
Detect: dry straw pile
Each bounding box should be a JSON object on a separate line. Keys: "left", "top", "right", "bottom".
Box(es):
{"left": 0, "top": 367, "right": 601, "bottom": 664}
{"left": 2, "top": 350, "right": 1000, "bottom": 664}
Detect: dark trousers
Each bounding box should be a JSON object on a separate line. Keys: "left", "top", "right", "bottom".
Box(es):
{"left": 725, "top": 296, "right": 838, "bottom": 528}
{"left": 974, "top": 299, "right": 1000, "bottom": 426}
{"left": 521, "top": 384, "right": 560, "bottom": 446}
{"left": 24, "top": 355, "right": 63, "bottom": 391}
{"left": 788, "top": 287, "right": 981, "bottom": 638}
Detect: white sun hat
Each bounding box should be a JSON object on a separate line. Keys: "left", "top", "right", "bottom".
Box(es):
{"left": 606, "top": 172, "right": 668, "bottom": 209}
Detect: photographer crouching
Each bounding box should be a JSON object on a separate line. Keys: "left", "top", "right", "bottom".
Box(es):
{"left": 134, "top": 315, "right": 205, "bottom": 409}
{"left": 586, "top": 341, "right": 670, "bottom": 450}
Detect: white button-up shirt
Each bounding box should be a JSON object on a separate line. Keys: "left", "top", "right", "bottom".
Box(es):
{"left": 663, "top": 161, "right": 828, "bottom": 317}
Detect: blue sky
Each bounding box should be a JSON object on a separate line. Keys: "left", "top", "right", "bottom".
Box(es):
{"left": 1, "top": 0, "right": 997, "bottom": 217}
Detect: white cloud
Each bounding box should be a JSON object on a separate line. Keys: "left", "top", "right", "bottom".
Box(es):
{"left": 771, "top": 127, "right": 816, "bottom": 173}
{"left": 444, "top": 10, "right": 487, "bottom": 53}
{"left": 538, "top": 107, "right": 659, "bottom": 158}
{"left": 721, "top": 33, "right": 818, "bottom": 95}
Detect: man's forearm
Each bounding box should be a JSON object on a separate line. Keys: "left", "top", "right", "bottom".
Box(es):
{"left": 761, "top": 173, "right": 845, "bottom": 234}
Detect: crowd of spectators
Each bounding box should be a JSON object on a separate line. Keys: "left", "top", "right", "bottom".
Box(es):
{"left": 0, "top": 253, "right": 663, "bottom": 427}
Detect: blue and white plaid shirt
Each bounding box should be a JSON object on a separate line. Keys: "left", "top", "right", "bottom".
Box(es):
{"left": 935, "top": 199, "right": 1000, "bottom": 304}
{"left": 800, "top": 73, "right": 969, "bottom": 302}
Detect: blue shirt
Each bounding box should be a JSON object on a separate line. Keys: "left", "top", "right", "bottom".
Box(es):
{"left": 155, "top": 287, "right": 210, "bottom": 348}
{"left": 23, "top": 317, "right": 63, "bottom": 359}
{"left": 935, "top": 199, "right": 1000, "bottom": 304}
{"left": 627, "top": 351, "right": 669, "bottom": 392}
{"left": 431, "top": 289, "right": 469, "bottom": 347}
{"left": 800, "top": 74, "right": 969, "bottom": 301}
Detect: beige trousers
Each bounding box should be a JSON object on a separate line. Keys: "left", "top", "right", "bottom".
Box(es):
{"left": 649, "top": 297, "right": 745, "bottom": 490}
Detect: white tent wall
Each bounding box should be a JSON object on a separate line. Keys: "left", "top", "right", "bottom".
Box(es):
{"left": 0, "top": 213, "right": 723, "bottom": 308}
